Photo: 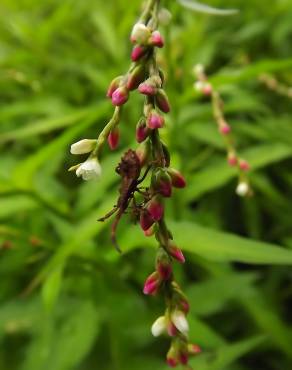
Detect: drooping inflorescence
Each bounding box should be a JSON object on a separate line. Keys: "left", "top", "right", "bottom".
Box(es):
{"left": 194, "top": 64, "right": 252, "bottom": 197}
{"left": 70, "top": 0, "right": 200, "bottom": 367}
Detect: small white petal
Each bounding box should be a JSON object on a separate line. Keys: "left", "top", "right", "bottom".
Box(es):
{"left": 70, "top": 139, "right": 96, "bottom": 155}
{"left": 131, "top": 23, "right": 151, "bottom": 43}
{"left": 171, "top": 310, "right": 189, "bottom": 334}
{"left": 151, "top": 316, "right": 167, "bottom": 337}
{"left": 76, "top": 158, "right": 101, "bottom": 181}
{"left": 194, "top": 63, "right": 204, "bottom": 76}
{"left": 236, "top": 182, "right": 249, "bottom": 197}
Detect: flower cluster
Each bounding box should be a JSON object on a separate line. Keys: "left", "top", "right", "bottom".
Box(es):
{"left": 194, "top": 64, "right": 252, "bottom": 197}
{"left": 69, "top": 0, "right": 200, "bottom": 367}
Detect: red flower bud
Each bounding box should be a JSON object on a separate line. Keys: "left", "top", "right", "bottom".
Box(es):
{"left": 131, "top": 45, "right": 147, "bottom": 61}
{"left": 147, "top": 196, "right": 164, "bottom": 221}
{"left": 152, "top": 169, "right": 172, "bottom": 197}
{"left": 111, "top": 86, "right": 129, "bottom": 106}
{"left": 106, "top": 76, "right": 123, "bottom": 98}
{"left": 157, "top": 261, "right": 172, "bottom": 280}
{"left": 156, "top": 89, "right": 171, "bottom": 113}
{"left": 140, "top": 210, "right": 155, "bottom": 231}
{"left": 179, "top": 352, "right": 189, "bottom": 365}
{"left": 136, "top": 141, "right": 150, "bottom": 166}
{"left": 166, "top": 358, "right": 178, "bottom": 368}
{"left": 227, "top": 152, "right": 237, "bottom": 166}
{"left": 180, "top": 299, "right": 190, "bottom": 314}
{"left": 144, "top": 226, "right": 155, "bottom": 237}
{"left": 147, "top": 111, "right": 165, "bottom": 129}
{"left": 239, "top": 159, "right": 250, "bottom": 171}
{"left": 149, "top": 30, "right": 164, "bottom": 48}
{"left": 169, "top": 244, "right": 185, "bottom": 263}
{"left": 168, "top": 168, "right": 186, "bottom": 188}
{"left": 136, "top": 118, "right": 149, "bottom": 143}
{"left": 167, "top": 321, "right": 178, "bottom": 337}
{"left": 138, "top": 82, "right": 157, "bottom": 96}
{"left": 143, "top": 271, "right": 160, "bottom": 295}
{"left": 126, "top": 65, "right": 145, "bottom": 91}
{"left": 107, "top": 127, "right": 120, "bottom": 150}
{"left": 188, "top": 344, "right": 202, "bottom": 355}
{"left": 219, "top": 122, "right": 231, "bottom": 135}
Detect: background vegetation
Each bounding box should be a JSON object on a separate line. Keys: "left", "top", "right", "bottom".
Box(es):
{"left": 1, "top": 0, "right": 292, "bottom": 369}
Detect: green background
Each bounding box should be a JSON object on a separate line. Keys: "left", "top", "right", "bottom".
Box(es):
{"left": 0, "top": 0, "right": 292, "bottom": 369}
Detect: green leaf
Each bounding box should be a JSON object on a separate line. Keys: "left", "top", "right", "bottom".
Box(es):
{"left": 177, "top": 0, "right": 238, "bottom": 16}
{"left": 41, "top": 265, "right": 63, "bottom": 312}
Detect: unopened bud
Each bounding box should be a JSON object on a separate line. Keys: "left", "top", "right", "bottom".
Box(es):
{"left": 126, "top": 65, "right": 145, "bottom": 91}
{"left": 111, "top": 86, "right": 129, "bottom": 106}
{"left": 107, "top": 76, "right": 123, "bottom": 98}
{"left": 227, "top": 152, "right": 238, "bottom": 166}
{"left": 188, "top": 344, "right": 202, "bottom": 355}
{"left": 156, "top": 249, "right": 172, "bottom": 280}
{"left": 219, "top": 121, "right": 231, "bottom": 135}
{"left": 167, "top": 346, "right": 178, "bottom": 368}
{"left": 147, "top": 110, "right": 165, "bottom": 129}
{"left": 169, "top": 243, "right": 185, "bottom": 263}
{"left": 136, "top": 141, "right": 150, "bottom": 166}
{"left": 168, "top": 168, "right": 186, "bottom": 188}
{"left": 156, "top": 89, "right": 171, "bottom": 113}
{"left": 159, "top": 8, "right": 172, "bottom": 25}
{"left": 152, "top": 169, "right": 172, "bottom": 197}
{"left": 131, "top": 45, "right": 147, "bottom": 62}
{"left": 107, "top": 127, "right": 120, "bottom": 150}
{"left": 149, "top": 30, "right": 164, "bottom": 48}
{"left": 236, "top": 181, "right": 250, "bottom": 197}
{"left": 147, "top": 196, "right": 164, "bottom": 221}
{"left": 239, "top": 159, "right": 250, "bottom": 171}
{"left": 138, "top": 82, "right": 157, "bottom": 96}
{"left": 136, "top": 118, "right": 150, "bottom": 143}
{"left": 178, "top": 352, "right": 189, "bottom": 365}
{"left": 140, "top": 209, "right": 155, "bottom": 231}
{"left": 143, "top": 271, "right": 160, "bottom": 295}
{"left": 151, "top": 316, "right": 167, "bottom": 337}
{"left": 131, "top": 23, "right": 151, "bottom": 44}
{"left": 171, "top": 310, "right": 189, "bottom": 334}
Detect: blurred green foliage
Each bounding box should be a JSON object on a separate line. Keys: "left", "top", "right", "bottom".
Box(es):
{"left": 1, "top": 0, "right": 292, "bottom": 369}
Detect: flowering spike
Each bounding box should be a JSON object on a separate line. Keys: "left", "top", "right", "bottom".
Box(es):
{"left": 108, "top": 127, "right": 120, "bottom": 150}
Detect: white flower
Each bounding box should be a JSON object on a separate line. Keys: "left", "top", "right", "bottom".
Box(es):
{"left": 70, "top": 139, "right": 96, "bottom": 155}
{"left": 76, "top": 157, "right": 101, "bottom": 181}
{"left": 194, "top": 63, "right": 204, "bottom": 76}
{"left": 158, "top": 8, "right": 172, "bottom": 25}
{"left": 236, "top": 182, "right": 249, "bottom": 197}
{"left": 151, "top": 316, "right": 167, "bottom": 337}
{"left": 131, "top": 23, "right": 151, "bottom": 44}
{"left": 171, "top": 310, "right": 189, "bottom": 334}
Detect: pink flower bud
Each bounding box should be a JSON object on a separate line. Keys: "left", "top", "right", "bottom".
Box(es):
{"left": 149, "top": 30, "right": 164, "bottom": 48}
{"left": 143, "top": 272, "right": 159, "bottom": 295}
{"left": 157, "top": 262, "right": 172, "bottom": 281}
{"left": 239, "top": 159, "right": 250, "bottom": 171}
{"left": 131, "top": 45, "right": 147, "bottom": 61}
{"left": 219, "top": 123, "right": 231, "bottom": 135}
{"left": 228, "top": 153, "right": 238, "bottom": 166}
{"left": 179, "top": 352, "right": 189, "bottom": 365}
{"left": 140, "top": 210, "right": 155, "bottom": 231}
{"left": 107, "top": 127, "right": 120, "bottom": 150}
{"left": 156, "top": 89, "right": 171, "bottom": 113}
{"left": 111, "top": 86, "right": 129, "bottom": 106}
{"left": 188, "top": 344, "right": 202, "bottom": 355}
{"left": 202, "top": 83, "right": 212, "bottom": 96}
{"left": 168, "top": 168, "right": 186, "bottom": 188}
{"left": 147, "top": 197, "right": 164, "bottom": 221}
{"left": 136, "top": 141, "right": 150, "bottom": 166}
{"left": 138, "top": 82, "right": 157, "bottom": 96}
{"left": 136, "top": 119, "right": 149, "bottom": 143}
{"left": 106, "top": 76, "right": 123, "bottom": 98}
{"left": 147, "top": 111, "right": 165, "bottom": 129}
{"left": 180, "top": 299, "right": 190, "bottom": 314}
{"left": 169, "top": 245, "right": 185, "bottom": 263}
{"left": 167, "top": 321, "right": 178, "bottom": 337}
{"left": 166, "top": 358, "right": 178, "bottom": 368}
{"left": 126, "top": 65, "right": 145, "bottom": 91}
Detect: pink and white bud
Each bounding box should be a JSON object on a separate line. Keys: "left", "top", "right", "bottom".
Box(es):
{"left": 106, "top": 76, "right": 123, "bottom": 98}
{"left": 171, "top": 310, "right": 189, "bottom": 334}
{"left": 168, "top": 168, "right": 186, "bottom": 188}
{"left": 111, "top": 86, "right": 129, "bottom": 106}
{"left": 157, "top": 261, "right": 172, "bottom": 281}
{"left": 140, "top": 210, "right": 155, "bottom": 231}
{"left": 131, "top": 23, "right": 151, "bottom": 44}
{"left": 147, "top": 111, "right": 165, "bottom": 129}
{"left": 167, "top": 321, "right": 178, "bottom": 337}
{"left": 169, "top": 244, "right": 185, "bottom": 263}
{"left": 147, "top": 197, "right": 164, "bottom": 221}
{"left": 149, "top": 30, "right": 164, "bottom": 48}
{"left": 70, "top": 139, "right": 96, "bottom": 155}
{"left": 151, "top": 316, "right": 167, "bottom": 337}
{"left": 166, "top": 346, "right": 178, "bottom": 368}
{"left": 138, "top": 82, "right": 157, "bottom": 96}
{"left": 156, "top": 89, "right": 171, "bottom": 113}
{"left": 107, "top": 127, "right": 120, "bottom": 150}
{"left": 188, "top": 344, "right": 202, "bottom": 355}
{"left": 131, "top": 45, "right": 147, "bottom": 61}
{"left": 143, "top": 272, "right": 160, "bottom": 295}
{"left": 239, "top": 159, "right": 250, "bottom": 171}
